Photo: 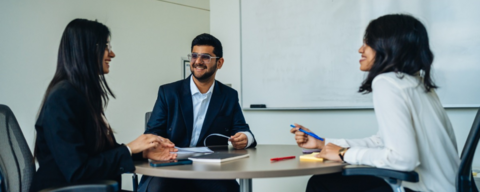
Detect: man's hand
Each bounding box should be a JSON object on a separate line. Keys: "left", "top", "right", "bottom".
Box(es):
{"left": 229, "top": 132, "right": 248, "bottom": 149}
{"left": 143, "top": 137, "right": 178, "bottom": 161}
{"left": 316, "top": 143, "right": 343, "bottom": 162}
{"left": 290, "top": 123, "right": 324, "bottom": 149}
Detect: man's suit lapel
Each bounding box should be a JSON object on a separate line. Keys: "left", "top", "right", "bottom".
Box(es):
{"left": 180, "top": 77, "right": 194, "bottom": 142}
{"left": 198, "top": 81, "right": 225, "bottom": 145}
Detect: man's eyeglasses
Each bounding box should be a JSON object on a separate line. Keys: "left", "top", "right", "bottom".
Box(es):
{"left": 188, "top": 53, "right": 219, "bottom": 64}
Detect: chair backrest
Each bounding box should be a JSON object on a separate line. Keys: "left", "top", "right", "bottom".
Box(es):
{"left": 145, "top": 112, "right": 152, "bottom": 130}
{"left": 457, "top": 109, "right": 480, "bottom": 192}
{"left": 0, "top": 104, "right": 35, "bottom": 192}
{"left": 0, "top": 168, "right": 5, "bottom": 192}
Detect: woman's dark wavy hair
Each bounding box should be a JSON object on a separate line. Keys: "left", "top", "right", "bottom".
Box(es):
{"left": 37, "top": 19, "right": 115, "bottom": 154}
{"left": 359, "top": 14, "right": 437, "bottom": 93}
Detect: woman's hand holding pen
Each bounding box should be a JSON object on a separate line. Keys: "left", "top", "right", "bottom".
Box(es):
{"left": 290, "top": 124, "right": 344, "bottom": 162}
{"left": 290, "top": 123, "right": 325, "bottom": 149}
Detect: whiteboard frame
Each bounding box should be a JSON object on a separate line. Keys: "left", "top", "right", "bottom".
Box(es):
{"left": 243, "top": 106, "right": 480, "bottom": 111}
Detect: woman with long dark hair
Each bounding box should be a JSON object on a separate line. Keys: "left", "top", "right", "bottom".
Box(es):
{"left": 30, "top": 19, "right": 177, "bottom": 192}
{"left": 291, "top": 14, "right": 459, "bottom": 191}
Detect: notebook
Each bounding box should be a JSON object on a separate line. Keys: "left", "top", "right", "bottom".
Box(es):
{"left": 299, "top": 152, "right": 324, "bottom": 161}
{"left": 188, "top": 153, "right": 249, "bottom": 163}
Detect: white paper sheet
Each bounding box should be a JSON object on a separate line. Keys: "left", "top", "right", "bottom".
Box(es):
{"left": 175, "top": 147, "right": 214, "bottom": 153}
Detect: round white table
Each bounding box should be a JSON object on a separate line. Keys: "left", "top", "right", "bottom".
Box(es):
{"left": 135, "top": 145, "right": 345, "bottom": 192}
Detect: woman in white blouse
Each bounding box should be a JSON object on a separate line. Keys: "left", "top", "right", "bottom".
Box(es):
{"left": 291, "top": 14, "right": 459, "bottom": 192}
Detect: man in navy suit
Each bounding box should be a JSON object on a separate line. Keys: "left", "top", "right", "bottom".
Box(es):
{"left": 139, "top": 33, "right": 257, "bottom": 192}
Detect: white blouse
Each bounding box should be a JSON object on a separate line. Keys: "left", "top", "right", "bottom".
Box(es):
{"left": 327, "top": 72, "right": 459, "bottom": 192}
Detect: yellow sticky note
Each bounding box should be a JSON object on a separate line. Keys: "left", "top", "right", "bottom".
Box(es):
{"left": 300, "top": 152, "right": 324, "bottom": 161}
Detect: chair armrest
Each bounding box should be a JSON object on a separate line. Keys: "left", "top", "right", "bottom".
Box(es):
{"left": 342, "top": 165, "right": 419, "bottom": 182}
{"left": 39, "top": 180, "right": 119, "bottom": 192}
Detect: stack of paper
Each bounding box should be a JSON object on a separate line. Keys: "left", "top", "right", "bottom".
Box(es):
{"left": 176, "top": 147, "right": 214, "bottom": 153}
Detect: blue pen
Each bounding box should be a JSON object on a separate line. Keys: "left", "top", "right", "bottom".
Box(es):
{"left": 290, "top": 125, "right": 324, "bottom": 141}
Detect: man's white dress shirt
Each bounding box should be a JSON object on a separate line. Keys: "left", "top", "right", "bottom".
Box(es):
{"left": 189, "top": 76, "right": 254, "bottom": 148}
{"left": 327, "top": 72, "right": 459, "bottom": 192}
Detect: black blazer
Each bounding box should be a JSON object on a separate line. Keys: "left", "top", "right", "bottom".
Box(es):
{"left": 30, "top": 81, "right": 142, "bottom": 192}
{"left": 145, "top": 76, "right": 256, "bottom": 148}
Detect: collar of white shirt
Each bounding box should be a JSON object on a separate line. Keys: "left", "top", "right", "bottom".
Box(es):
{"left": 190, "top": 75, "right": 215, "bottom": 96}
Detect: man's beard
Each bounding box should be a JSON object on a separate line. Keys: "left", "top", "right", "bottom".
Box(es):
{"left": 191, "top": 63, "right": 217, "bottom": 81}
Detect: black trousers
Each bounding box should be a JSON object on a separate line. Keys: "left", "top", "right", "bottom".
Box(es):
{"left": 306, "top": 173, "right": 416, "bottom": 192}
{"left": 144, "top": 177, "right": 239, "bottom": 192}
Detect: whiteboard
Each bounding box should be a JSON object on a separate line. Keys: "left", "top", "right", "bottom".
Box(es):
{"left": 240, "top": 0, "right": 480, "bottom": 109}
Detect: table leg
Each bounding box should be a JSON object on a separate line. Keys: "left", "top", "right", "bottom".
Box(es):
{"left": 240, "top": 178, "right": 252, "bottom": 192}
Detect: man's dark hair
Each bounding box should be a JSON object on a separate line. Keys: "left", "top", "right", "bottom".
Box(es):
{"left": 359, "top": 14, "right": 437, "bottom": 93}
{"left": 191, "top": 33, "right": 223, "bottom": 58}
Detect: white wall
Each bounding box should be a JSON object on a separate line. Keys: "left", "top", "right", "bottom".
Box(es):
{"left": 209, "top": 0, "right": 242, "bottom": 95}
{"left": 0, "top": 0, "right": 209, "bottom": 190}
{"left": 210, "top": 0, "right": 479, "bottom": 191}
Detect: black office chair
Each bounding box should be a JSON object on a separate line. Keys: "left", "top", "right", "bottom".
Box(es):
{"left": 0, "top": 166, "right": 5, "bottom": 192}
{"left": 145, "top": 112, "right": 152, "bottom": 129}
{"left": 130, "top": 112, "right": 153, "bottom": 192}
{"left": 0, "top": 104, "right": 36, "bottom": 192}
{"left": 343, "top": 165, "right": 418, "bottom": 192}
{"left": 344, "top": 109, "right": 480, "bottom": 192}
{"left": 457, "top": 109, "right": 480, "bottom": 192}
{"left": 0, "top": 104, "right": 118, "bottom": 192}
{"left": 39, "top": 180, "right": 119, "bottom": 192}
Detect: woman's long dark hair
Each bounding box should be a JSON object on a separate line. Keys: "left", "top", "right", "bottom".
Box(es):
{"left": 37, "top": 19, "right": 115, "bottom": 154}
{"left": 359, "top": 14, "right": 437, "bottom": 93}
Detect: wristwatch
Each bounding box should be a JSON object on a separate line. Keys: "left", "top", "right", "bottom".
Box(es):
{"left": 338, "top": 147, "right": 349, "bottom": 162}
